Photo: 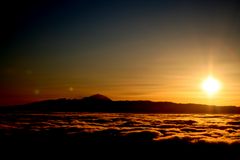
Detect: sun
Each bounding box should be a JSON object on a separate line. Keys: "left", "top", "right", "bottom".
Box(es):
{"left": 202, "top": 76, "right": 221, "bottom": 96}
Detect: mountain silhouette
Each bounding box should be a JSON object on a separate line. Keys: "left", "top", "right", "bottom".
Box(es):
{"left": 81, "top": 94, "right": 112, "bottom": 102}
{"left": 0, "top": 94, "right": 240, "bottom": 114}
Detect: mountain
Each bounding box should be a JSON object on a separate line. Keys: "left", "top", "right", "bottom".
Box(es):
{"left": 0, "top": 94, "right": 240, "bottom": 114}
{"left": 81, "top": 94, "right": 112, "bottom": 102}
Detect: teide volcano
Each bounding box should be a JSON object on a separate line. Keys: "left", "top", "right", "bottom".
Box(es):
{"left": 0, "top": 94, "right": 240, "bottom": 114}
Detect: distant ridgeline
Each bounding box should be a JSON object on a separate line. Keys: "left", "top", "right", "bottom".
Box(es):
{"left": 1, "top": 94, "right": 240, "bottom": 114}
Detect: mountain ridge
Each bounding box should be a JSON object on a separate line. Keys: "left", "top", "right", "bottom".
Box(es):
{"left": 0, "top": 94, "right": 239, "bottom": 114}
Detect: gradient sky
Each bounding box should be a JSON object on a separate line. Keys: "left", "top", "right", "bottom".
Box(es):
{"left": 1, "top": 0, "right": 240, "bottom": 106}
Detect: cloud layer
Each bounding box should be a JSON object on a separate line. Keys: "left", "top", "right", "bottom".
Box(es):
{"left": 0, "top": 113, "right": 240, "bottom": 144}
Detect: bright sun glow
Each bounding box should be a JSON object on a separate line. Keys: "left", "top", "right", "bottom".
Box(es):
{"left": 202, "top": 76, "right": 221, "bottom": 96}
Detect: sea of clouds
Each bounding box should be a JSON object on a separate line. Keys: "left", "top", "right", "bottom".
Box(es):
{"left": 0, "top": 113, "right": 240, "bottom": 144}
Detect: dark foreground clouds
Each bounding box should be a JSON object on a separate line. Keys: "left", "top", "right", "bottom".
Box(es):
{"left": 1, "top": 113, "right": 240, "bottom": 159}
{"left": 1, "top": 113, "right": 240, "bottom": 144}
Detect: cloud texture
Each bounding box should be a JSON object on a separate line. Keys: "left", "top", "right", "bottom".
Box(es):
{"left": 1, "top": 113, "right": 240, "bottom": 144}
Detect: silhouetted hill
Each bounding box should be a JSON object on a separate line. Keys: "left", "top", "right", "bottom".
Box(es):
{"left": 81, "top": 94, "right": 112, "bottom": 102}
{"left": 0, "top": 94, "right": 240, "bottom": 114}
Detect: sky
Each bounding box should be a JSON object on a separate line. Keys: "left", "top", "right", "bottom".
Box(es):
{"left": 1, "top": 0, "right": 240, "bottom": 106}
